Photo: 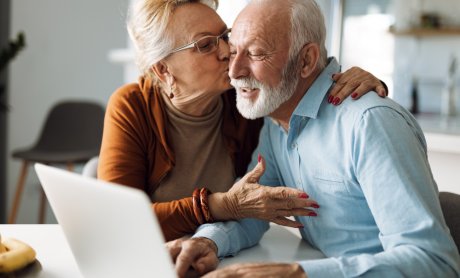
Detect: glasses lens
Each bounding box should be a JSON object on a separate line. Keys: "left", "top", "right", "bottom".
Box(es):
{"left": 221, "top": 31, "right": 230, "bottom": 42}
{"left": 195, "top": 37, "right": 218, "bottom": 53}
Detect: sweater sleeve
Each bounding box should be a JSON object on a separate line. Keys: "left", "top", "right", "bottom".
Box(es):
{"left": 98, "top": 85, "right": 202, "bottom": 241}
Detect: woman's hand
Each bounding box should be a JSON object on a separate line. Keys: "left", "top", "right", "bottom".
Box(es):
{"left": 328, "top": 66, "right": 388, "bottom": 105}
{"left": 209, "top": 156, "right": 319, "bottom": 228}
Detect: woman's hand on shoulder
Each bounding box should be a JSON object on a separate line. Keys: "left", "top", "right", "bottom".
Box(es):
{"left": 328, "top": 66, "right": 388, "bottom": 105}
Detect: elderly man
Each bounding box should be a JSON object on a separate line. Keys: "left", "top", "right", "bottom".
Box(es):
{"left": 171, "top": 0, "right": 460, "bottom": 277}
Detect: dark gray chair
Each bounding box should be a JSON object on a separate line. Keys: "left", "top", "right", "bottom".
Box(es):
{"left": 8, "top": 101, "right": 105, "bottom": 224}
{"left": 439, "top": 191, "right": 460, "bottom": 253}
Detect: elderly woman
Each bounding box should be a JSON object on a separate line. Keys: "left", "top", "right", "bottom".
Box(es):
{"left": 98, "top": 0, "right": 387, "bottom": 241}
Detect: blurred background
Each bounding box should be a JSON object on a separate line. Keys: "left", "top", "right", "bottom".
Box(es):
{"left": 1, "top": 0, "right": 459, "bottom": 224}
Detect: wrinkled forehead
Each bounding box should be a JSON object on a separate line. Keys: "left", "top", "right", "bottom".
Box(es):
{"left": 230, "top": 2, "right": 291, "bottom": 49}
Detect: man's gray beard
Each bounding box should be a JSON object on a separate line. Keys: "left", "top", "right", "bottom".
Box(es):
{"left": 232, "top": 56, "right": 301, "bottom": 120}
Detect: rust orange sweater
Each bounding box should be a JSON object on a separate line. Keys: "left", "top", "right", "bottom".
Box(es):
{"left": 98, "top": 77, "right": 263, "bottom": 241}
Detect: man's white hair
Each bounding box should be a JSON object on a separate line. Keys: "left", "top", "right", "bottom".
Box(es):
{"left": 251, "top": 0, "right": 328, "bottom": 70}
{"left": 127, "top": 0, "right": 218, "bottom": 81}
{"left": 288, "top": 0, "right": 328, "bottom": 70}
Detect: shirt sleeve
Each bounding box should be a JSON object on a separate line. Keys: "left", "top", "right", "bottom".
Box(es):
{"left": 300, "top": 107, "right": 460, "bottom": 278}
{"left": 193, "top": 120, "right": 280, "bottom": 256}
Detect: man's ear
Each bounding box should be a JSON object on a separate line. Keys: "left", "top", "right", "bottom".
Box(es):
{"left": 151, "top": 61, "right": 172, "bottom": 85}
{"left": 299, "top": 43, "right": 320, "bottom": 78}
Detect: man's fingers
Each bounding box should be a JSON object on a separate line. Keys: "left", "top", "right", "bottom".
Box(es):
{"left": 175, "top": 246, "right": 198, "bottom": 278}
{"left": 193, "top": 255, "right": 219, "bottom": 275}
{"left": 245, "top": 154, "right": 266, "bottom": 183}
{"left": 167, "top": 244, "right": 181, "bottom": 263}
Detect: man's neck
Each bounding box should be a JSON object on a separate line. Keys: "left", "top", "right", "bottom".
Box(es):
{"left": 270, "top": 69, "right": 321, "bottom": 131}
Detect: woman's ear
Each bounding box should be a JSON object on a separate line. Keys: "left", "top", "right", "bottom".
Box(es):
{"left": 299, "top": 43, "right": 320, "bottom": 78}
{"left": 151, "top": 61, "right": 172, "bottom": 85}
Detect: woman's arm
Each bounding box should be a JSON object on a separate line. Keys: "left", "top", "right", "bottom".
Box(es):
{"left": 328, "top": 66, "right": 388, "bottom": 105}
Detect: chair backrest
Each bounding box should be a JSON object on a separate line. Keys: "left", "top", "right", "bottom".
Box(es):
{"left": 439, "top": 191, "right": 460, "bottom": 253}
{"left": 82, "top": 156, "right": 99, "bottom": 178}
{"left": 34, "top": 101, "right": 105, "bottom": 153}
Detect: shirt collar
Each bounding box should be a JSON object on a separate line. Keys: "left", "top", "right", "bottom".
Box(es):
{"left": 292, "top": 57, "right": 340, "bottom": 119}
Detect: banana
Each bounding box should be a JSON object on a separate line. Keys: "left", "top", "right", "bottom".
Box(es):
{"left": 0, "top": 237, "right": 36, "bottom": 273}
{"left": 0, "top": 235, "right": 6, "bottom": 254}
{"left": 0, "top": 234, "right": 6, "bottom": 253}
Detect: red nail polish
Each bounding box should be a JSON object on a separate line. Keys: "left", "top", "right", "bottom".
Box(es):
{"left": 333, "top": 97, "right": 340, "bottom": 105}
{"left": 351, "top": 93, "right": 358, "bottom": 99}
{"left": 309, "top": 212, "right": 317, "bottom": 217}
{"left": 312, "top": 204, "right": 320, "bottom": 208}
{"left": 298, "top": 225, "right": 305, "bottom": 229}
{"left": 258, "top": 153, "right": 261, "bottom": 163}
{"left": 299, "top": 193, "right": 309, "bottom": 199}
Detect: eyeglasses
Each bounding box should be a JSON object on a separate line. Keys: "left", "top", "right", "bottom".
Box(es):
{"left": 170, "top": 28, "right": 231, "bottom": 54}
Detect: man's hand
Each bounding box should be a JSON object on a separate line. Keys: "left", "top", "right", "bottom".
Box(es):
{"left": 328, "top": 66, "right": 388, "bottom": 105}
{"left": 209, "top": 155, "right": 319, "bottom": 228}
{"left": 166, "top": 235, "right": 190, "bottom": 263}
{"left": 174, "top": 237, "right": 219, "bottom": 278}
{"left": 202, "top": 262, "right": 308, "bottom": 278}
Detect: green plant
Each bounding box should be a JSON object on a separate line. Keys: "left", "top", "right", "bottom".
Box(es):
{"left": 0, "top": 32, "right": 26, "bottom": 111}
{"left": 0, "top": 32, "right": 26, "bottom": 71}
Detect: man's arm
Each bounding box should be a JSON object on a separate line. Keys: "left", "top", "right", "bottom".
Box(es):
{"left": 300, "top": 107, "right": 460, "bottom": 277}
{"left": 193, "top": 120, "right": 285, "bottom": 257}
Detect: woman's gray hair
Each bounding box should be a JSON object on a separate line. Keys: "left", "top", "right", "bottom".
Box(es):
{"left": 127, "top": 0, "right": 219, "bottom": 80}
{"left": 288, "top": 0, "right": 328, "bottom": 70}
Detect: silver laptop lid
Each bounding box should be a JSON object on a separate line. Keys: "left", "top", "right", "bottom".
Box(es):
{"left": 35, "top": 163, "right": 176, "bottom": 278}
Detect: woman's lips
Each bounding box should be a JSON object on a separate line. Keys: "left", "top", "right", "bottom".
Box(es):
{"left": 238, "top": 87, "right": 260, "bottom": 99}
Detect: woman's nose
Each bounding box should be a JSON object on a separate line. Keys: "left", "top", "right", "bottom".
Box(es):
{"left": 217, "top": 38, "right": 230, "bottom": 61}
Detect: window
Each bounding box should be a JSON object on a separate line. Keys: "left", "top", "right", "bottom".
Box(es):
{"left": 340, "top": 0, "right": 394, "bottom": 97}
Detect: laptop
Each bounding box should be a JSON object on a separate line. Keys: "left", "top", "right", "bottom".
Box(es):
{"left": 34, "top": 163, "right": 176, "bottom": 278}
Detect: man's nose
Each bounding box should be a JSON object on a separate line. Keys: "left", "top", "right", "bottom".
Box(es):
{"left": 229, "top": 53, "right": 249, "bottom": 80}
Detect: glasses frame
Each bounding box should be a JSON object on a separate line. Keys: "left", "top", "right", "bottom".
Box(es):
{"left": 170, "top": 28, "right": 231, "bottom": 54}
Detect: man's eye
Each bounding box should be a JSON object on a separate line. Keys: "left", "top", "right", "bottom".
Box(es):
{"left": 249, "top": 53, "right": 266, "bottom": 60}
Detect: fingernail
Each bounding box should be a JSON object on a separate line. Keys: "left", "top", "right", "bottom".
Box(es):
{"left": 351, "top": 93, "right": 358, "bottom": 99}
{"left": 327, "top": 95, "right": 333, "bottom": 103}
{"left": 312, "top": 204, "right": 320, "bottom": 208}
{"left": 331, "top": 74, "right": 336, "bottom": 79}
{"left": 258, "top": 153, "right": 261, "bottom": 163}
{"left": 299, "top": 192, "right": 309, "bottom": 199}
{"left": 333, "top": 97, "right": 340, "bottom": 105}
{"left": 308, "top": 212, "right": 317, "bottom": 217}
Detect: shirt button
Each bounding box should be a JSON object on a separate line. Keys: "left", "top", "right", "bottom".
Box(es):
{"left": 292, "top": 143, "right": 297, "bottom": 149}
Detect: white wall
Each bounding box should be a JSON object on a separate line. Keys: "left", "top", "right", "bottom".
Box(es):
{"left": 8, "top": 0, "right": 129, "bottom": 223}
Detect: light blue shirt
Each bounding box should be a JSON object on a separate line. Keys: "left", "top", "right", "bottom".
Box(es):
{"left": 194, "top": 58, "right": 460, "bottom": 277}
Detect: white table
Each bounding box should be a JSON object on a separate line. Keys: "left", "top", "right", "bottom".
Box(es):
{"left": 0, "top": 224, "right": 324, "bottom": 277}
